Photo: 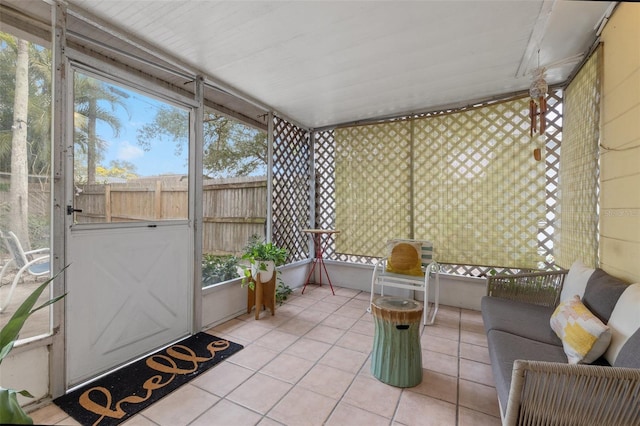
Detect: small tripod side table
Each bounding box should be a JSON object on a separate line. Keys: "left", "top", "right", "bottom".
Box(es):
{"left": 301, "top": 229, "right": 340, "bottom": 295}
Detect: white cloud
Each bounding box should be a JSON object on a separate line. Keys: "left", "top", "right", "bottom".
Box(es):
{"left": 117, "top": 142, "right": 144, "bottom": 161}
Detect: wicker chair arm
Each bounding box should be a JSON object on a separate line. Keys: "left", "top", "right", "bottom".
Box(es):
{"left": 505, "top": 360, "right": 640, "bottom": 426}
{"left": 486, "top": 270, "right": 568, "bottom": 307}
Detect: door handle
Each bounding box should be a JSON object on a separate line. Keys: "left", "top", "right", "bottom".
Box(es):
{"left": 66, "top": 205, "right": 83, "bottom": 215}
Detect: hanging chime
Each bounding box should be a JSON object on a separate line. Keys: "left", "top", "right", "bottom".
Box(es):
{"left": 529, "top": 67, "right": 548, "bottom": 137}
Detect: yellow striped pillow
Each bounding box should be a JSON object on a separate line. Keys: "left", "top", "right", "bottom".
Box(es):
{"left": 550, "top": 295, "right": 612, "bottom": 364}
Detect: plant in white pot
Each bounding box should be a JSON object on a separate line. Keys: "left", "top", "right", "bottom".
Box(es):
{"left": 239, "top": 234, "right": 287, "bottom": 287}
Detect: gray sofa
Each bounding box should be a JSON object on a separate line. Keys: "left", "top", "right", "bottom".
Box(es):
{"left": 481, "top": 265, "right": 640, "bottom": 425}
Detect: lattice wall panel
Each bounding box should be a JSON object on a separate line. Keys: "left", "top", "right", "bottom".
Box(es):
{"left": 541, "top": 88, "right": 563, "bottom": 269}
{"left": 413, "top": 97, "right": 547, "bottom": 269}
{"left": 334, "top": 122, "right": 413, "bottom": 257}
{"left": 272, "top": 116, "right": 311, "bottom": 262}
{"left": 314, "top": 130, "right": 339, "bottom": 259}
{"left": 314, "top": 90, "right": 564, "bottom": 273}
{"left": 555, "top": 48, "right": 601, "bottom": 269}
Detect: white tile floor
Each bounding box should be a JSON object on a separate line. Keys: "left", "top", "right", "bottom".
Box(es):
{"left": 29, "top": 285, "right": 501, "bottom": 426}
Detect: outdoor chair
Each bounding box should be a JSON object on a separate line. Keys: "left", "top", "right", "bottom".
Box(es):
{"left": 369, "top": 239, "right": 440, "bottom": 325}
{"left": 0, "top": 230, "right": 50, "bottom": 313}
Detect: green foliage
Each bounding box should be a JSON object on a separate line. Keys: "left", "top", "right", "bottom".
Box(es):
{"left": 0, "top": 271, "right": 66, "bottom": 425}
{"left": 0, "top": 32, "right": 52, "bottom": 179}
{"left": 241, "top": 234, "right": 288, "bottom": 265}
{"left": 202, "top": 254, "right": 239, "bottom": 287}
{"left": 73, "top": 73, "right": 130, "bottom": 184}
{"left": 239, "top": 235, "right": 288, "bottom": 288}
{"left": 136, "top": 107, "right": 188, "bottom": 155}
{"left": 275, "top": 281, "right": 293, "bottom": 305}
{"left": 137, "top": 108, "right": 267, "bottom": 178}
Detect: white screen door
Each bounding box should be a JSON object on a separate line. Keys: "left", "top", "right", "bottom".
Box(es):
{"left": 65, "top": 69, "right": 193, "bottom": 387}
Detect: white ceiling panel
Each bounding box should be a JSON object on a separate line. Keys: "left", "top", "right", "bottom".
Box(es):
{"left": 54, "top": 0, "right": 614, "bottom": 128}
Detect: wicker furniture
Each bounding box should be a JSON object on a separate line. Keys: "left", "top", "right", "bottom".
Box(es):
{"left": 483, "top": 268, "right": 640, "bottom": 425}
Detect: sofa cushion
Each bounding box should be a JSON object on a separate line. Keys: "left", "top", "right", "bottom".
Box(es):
{"left": 582, "top": 268, "right": 629, "bottom": 324}
{"left": 605, "top": 283, "right": 640, "bottom": 365}
{"left": 559, "top": 260, "right": 595, "bottom": 303}
{"left": 550, "top": 295, "right": 611, "bottom": 364}
{"left": 614, "top": 328, "right": 640, "bottom": 368}
{"left": 481, "top": 296, "right": 561, "bottom": 346}
{"left": 486, "top": 330, "right": 569, "bottom": 415}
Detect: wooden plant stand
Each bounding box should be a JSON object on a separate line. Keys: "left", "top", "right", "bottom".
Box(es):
{"left": 246, "top": 272, "right": 276, "bottom": 319}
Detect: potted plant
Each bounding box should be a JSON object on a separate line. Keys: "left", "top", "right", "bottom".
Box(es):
{"left": 239, "top": 234, "right": 287, "bottom": 287}
{"left": 239, "top": 235, "right": 288, "bottom": 319}
{"left": 1, "top": 272, "right": 66, "bottom": 424}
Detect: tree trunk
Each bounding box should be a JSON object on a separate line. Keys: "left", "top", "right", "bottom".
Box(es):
{"left": 9, "top": 38, "right": 30, "bottom": 249}
{"left": 87, "top": 98, "right": 97, "bottom": 184}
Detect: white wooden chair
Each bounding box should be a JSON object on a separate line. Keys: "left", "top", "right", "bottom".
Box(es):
{"left": 0, "top": 230, "right": 50, "bottom": 312}
{"left": 369, "top": 239, "right": 439, "bottom": 325}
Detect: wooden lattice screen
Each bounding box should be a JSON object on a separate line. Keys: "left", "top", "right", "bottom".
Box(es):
{"left": 312, "top": 89, "right": 564, "bottom": 275}
{"left": 554, "top": 48, "right": 601, "bottom": 269}
{"left": 272, "top": 116, "right": 312, "bottom": 262}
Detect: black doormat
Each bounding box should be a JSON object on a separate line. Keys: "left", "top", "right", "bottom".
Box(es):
{"left": 54, "top": 333, "right": 243, "bottom": 426}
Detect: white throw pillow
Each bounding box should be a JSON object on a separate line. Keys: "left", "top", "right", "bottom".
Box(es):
{"left": 604, "top": 283, "right": 640, "bottom": 365}
{"left": 560, "top": 260, "right": 595, "bottom": 303}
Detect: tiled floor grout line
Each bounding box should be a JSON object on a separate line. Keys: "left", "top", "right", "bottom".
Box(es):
{"left": 224, "top": 288, "right": 373, "bottom": 425}
{"left": 29, "top": 286, "right": 501, "bottom": 426}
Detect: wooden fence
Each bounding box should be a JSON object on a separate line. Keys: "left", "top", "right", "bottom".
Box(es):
{"left": 75, "top": 176, "right": 267, "bottom": 255}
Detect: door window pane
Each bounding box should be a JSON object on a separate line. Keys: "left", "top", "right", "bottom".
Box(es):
{"left": 73, "top": 71, "right": 189, "bottom": 223}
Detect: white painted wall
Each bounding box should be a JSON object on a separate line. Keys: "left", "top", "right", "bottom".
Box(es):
{"left": 321, "top": 261, "right": 487, "bottom": 311}
{"left": 2, "top": 344, "right": 50, "bottom": 405}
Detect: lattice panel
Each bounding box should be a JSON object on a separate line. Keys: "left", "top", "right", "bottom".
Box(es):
{"left": 541, "top": 88, "right": 563, "bottom": 269}
{"left": 316, "top": 129, "right": 371, "bottom": 263}
{"left": 555, "top": 49, "right": 601, "bottom": 269}
{"left": 272, "top": 116, "right": 311, "bottom": 262}
{"left": 413, "top": 98, "right": 547, "bottom": 269}
{"left": 334, "top": 121, "right": 413, "bottom": 257}
{"left": 314, "top": 130, "right": 340, "bottom": 259}
{"left": 315, "top": 91, "right": 564, "bottom": 273}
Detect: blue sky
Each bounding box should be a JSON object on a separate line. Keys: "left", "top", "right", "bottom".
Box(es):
{"left": 94, "top": 83, "right": 188, "bottom": 177}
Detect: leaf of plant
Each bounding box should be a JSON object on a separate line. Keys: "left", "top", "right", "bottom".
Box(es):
{"left": 0, "top": 268, "right": 66, "bottom": 362}
{"left": 0, "top": 388, "right": 34, "bottom": 424}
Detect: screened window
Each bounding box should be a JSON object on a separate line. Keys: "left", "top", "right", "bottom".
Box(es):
{"left": 0, "top": 29, "right": 53, "bottom": 340}
{"left": 72, "top": 71, "right": 189, "bottom": 224}
{"left": 200, "top": 109, "right": 267, "bottom": 287}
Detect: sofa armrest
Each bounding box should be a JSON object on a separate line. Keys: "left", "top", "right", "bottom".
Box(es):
{"left": 505, "top": 360, "right": 640, "bottom": 426}
{"left": 486, "top": 270, "right": 567, "bottom": 307}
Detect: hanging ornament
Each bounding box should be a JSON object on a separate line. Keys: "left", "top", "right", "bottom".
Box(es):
{"left": 529, "top": 67, "right": 548, "bottom": 137}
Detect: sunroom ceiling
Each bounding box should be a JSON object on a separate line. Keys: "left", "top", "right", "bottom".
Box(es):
{"left": 47, "top": 1, "right": 616, "bottom": 128}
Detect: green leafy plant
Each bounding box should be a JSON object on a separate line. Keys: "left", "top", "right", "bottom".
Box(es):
{"left": 202, "top": 254, "right": 239, "bottom": 287}
{"left": 239, "top": 234, "right": 287, "bottom": 289}
{"left": 0, "top": 273, "right": 66, "bottom": 425}
{"left": 275, "top": 281, "right": 292, "bottom": 305}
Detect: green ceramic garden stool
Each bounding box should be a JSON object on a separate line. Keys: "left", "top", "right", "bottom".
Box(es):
{"left": 370, "top": 296, "right": 423, "bottom": 387}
